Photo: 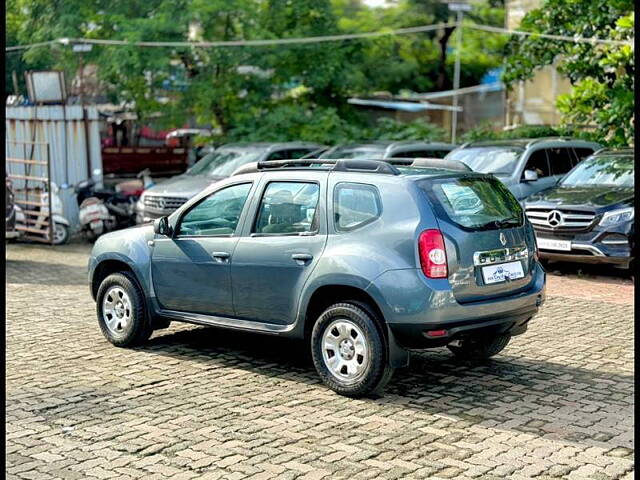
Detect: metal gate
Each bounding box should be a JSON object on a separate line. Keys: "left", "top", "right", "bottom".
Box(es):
{"left": 6, "top": 140, "right": 54, "bottom": 244}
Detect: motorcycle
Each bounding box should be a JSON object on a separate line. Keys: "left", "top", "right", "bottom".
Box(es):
{"left": 75, "top": 170, "right": 153, "bottom": 242}
{"left": 14, "top": 182, "right": 71, "bottom": 245}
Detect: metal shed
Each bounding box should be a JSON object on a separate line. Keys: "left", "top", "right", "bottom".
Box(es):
{"left": 6, "top": 105, "right": 103, "bottom": 230}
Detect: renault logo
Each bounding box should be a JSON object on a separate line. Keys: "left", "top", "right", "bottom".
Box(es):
{"left": 547, "top": 210, "right": 563, "bottom": 227}
{"left": 499, "top": 232, "right": 507, "bottom": 246}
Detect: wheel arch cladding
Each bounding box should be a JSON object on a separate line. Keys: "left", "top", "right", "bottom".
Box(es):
{"left": 303, "top": 284, "right": 409, "bottom": 368}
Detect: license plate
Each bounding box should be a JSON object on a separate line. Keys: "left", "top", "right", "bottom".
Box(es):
{"left": 482, "top": 261, "right": 525, "bottom": 284}
{"left": 537, "top": 237, "right": 571, "bottom": 251}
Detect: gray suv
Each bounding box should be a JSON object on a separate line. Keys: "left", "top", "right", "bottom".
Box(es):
{"left": 320, "top": 141, "right": 456, "bottom": 160}
{"left": 446, "top": 137, "right": 601, "bottom": 200}
{"left": 136, "top": 142, "right": 323, "bottom": 222}
{"left": 89, "top": 158, "right": 546, "bottom": 397}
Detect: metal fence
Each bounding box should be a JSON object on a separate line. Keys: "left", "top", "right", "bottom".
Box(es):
{"left": 6, "top": 140, "right": 54, "bottom": 244}
{"left": 5, "top": 105, "right": 103, "bottom": 230}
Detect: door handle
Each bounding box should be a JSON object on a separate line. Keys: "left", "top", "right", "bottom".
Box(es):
{"left": 211, "top": 251, "right": 230, "bottom": 262}
{"left": 291, "top": 253, "right": 313, "bottom": 264}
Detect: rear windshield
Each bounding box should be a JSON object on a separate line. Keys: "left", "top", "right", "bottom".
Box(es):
{"left": 446, "top": 147, "right": 523, "bottom": 174}
{"left": 420, "top": 176, "right": 523, "bottom": 230}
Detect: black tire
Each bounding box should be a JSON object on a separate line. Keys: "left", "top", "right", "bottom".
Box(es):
{"left": 52, "top": 222, "right": 70, "bottom": 245}
{"left": 311, "top": 301, "right": 394, "bottom": 398}
{"left": 96, "top": 272, "right": 152, "bottom": 347}
{"left": 447, "top": 334, "right": 511, "bottom": 361}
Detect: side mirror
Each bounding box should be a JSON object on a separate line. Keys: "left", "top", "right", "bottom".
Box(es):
{"left": 523, "top": 169, "right": 539, "bottom": 182}
{"left": 153, "top": 216, "right": 172, "bottom": 236}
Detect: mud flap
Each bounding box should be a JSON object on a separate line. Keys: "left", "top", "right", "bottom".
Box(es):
{"left": 387, "top": 325, "right": 410, "bottom": 368}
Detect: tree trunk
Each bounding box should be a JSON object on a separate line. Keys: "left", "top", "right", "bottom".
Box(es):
{"left": 437, "top": 26, "right": 456, "bottom": 91}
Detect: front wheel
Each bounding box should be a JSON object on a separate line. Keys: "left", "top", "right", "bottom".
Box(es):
{"left": 96, "top": 272, "right": 152, "bottom": 347}
{"left": 52, "top": 222, "right": 70, "bottom": 245}
{"left": 447, "top": 334, "right": 511, "bottom": 361}
{"left": 311, "top": 302, "right": 393, "bottom": 398}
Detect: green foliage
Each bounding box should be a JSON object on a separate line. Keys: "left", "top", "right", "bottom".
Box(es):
{"left": 460, "top": 123, "right": 600, "bottom": 144}
{"left": 6, "top": 0, "right": 503, "bottom": 144}
{"left": 225, "top": 102, "right": 446, "bottom": 144}
{"left": 503, "top": 0, "right": 634, "bottom": 147}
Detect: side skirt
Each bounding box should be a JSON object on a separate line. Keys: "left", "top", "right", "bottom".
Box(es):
{"left": 158, "top": 309, "right": 294, "bottom": 335}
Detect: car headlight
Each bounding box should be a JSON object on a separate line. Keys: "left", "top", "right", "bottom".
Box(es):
{"left": 599, "top": 207, "right": 634, "bottom": 227}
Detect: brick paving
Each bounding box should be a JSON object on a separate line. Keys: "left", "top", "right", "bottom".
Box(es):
{"left": 6, "top": 241, "right": 634, "bottom": 479}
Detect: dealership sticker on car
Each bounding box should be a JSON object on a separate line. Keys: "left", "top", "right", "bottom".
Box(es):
{"left": 536, "top": 237, "right": 571, "bottom": 251}
{"left": 482, "top": 261, "right": 525, "bottom": 284}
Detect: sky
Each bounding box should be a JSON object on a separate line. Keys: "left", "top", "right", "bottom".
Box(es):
{"left": 363, "top": 0, "right": 389, "bottom": 7}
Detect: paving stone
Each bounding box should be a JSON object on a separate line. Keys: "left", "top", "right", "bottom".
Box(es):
{"left": 5, "top": 242, "right": 635, "bottom": 479}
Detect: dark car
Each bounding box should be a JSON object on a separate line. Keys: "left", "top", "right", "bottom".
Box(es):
{"left": 524, "top": 149, "right": 634, "bottom": 269}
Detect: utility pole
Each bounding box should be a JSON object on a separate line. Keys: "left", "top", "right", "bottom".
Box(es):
{"left": 447, "top": 2, "right": 471, "bottom": 144}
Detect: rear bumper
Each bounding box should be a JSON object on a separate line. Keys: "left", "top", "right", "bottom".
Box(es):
{"left": 366, "top": 262, "right": 546, "bottom": 350}
{"left": 389, "top": 304, "right": 538, "bottom": 349}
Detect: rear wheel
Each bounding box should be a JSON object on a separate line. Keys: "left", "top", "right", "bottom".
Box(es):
{"left": 311, "top": 301, "right": 393, "bottom": 397}
{"left": 447, "top": 334, "right": 511, "bottom": 361}
{"left": 96, "top": 272, "right": 152, "bottom": 347}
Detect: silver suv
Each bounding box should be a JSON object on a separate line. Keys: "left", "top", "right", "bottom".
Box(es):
{"left": 136, "top": 142, "right": 323, "bottom": 222}
{"left": 89, "top": 158, "right": 546, "bottom": 397}
{"left": 446, "top": 137, "right": 601, "bottom": 200}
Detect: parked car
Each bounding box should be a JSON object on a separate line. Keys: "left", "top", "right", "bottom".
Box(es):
{"left": 5, "top": 175, "right": 19, "bottom": 240}
{"left": 524, "top": 148, "right": 634, "bottom": 270}
{"left": 320, "top": 141, "right": 456, "bottom": 160}
{"left": 136, "top": 142, "right": 323, "bottom": 223}
{"left": 445, "top": 137, "right": 601, "bottom": 200}
{"left": 89, "top": 158, "right": 546, "bottom": 397}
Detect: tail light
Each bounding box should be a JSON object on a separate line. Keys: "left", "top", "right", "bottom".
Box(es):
{"left": 419, "top": 229, "right": 448, "bottom": 278}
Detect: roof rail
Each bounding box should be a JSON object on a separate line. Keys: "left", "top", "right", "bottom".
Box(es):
{"left": 231, "top": 158, "right": 402, "bottom": 176}
{"left": 525, "top": 136, "right": 574, "bottom": 147}
{"left": 410, "top": 157, "right": 472, "bottom": 172}
{"left": 593, "top": 147, "right": 634, "bottom": 155}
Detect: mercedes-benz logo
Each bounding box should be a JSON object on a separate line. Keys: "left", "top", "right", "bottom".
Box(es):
{"left": 547, "top": 210, "right": 563, "bottom": 227}
{"left": 158, "top": 198, "right": 166, "bottom": 210}
{"left": 499, "top": 232, "right": 507, "bottom": 246}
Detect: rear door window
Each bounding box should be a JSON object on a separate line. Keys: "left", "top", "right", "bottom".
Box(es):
{"left": 334, "top": 183, "right": 381, "bottom": 232}
{"left": 253, "top": 182, "right": 320, "bottom": 235}
{"left": 420, "top": 176, "right": 523, "bottom": 230}
{"left": 546, "top": 147, "right": 577, "bottom": 176}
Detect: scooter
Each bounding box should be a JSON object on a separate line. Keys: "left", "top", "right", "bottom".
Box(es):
{"left": 14, "top": 182, "right": 72, "bottom": 245}
{"left": 75, "top": 171, "right": 152, "bottom": 242}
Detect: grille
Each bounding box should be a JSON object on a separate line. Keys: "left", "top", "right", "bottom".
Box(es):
{"left": 525, "top": 208, "right": 596, "bottom": 232}
{"left": 143, "top": 195, "right": 188, "bottom": 213}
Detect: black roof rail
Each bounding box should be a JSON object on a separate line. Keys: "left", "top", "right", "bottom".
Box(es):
{"left": 410, "top": 157, "right": 472, "bottom": 172}
{"left": 232, "top": 158, "right": 402, "bottom": 176}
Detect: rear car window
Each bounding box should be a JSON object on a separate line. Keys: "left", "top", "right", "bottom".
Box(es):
{"left": 254, "top": 182, "right": 320, "bottom": 234}
{"left": 334, "top": 183, "right": 381, "bottom": 232}
{"left": 420, "top": 176, "right": 523, "bottom": 230}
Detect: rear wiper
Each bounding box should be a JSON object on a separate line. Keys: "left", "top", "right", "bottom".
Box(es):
{"left": 477, "top": 218, "right": 520, "bottom": 229}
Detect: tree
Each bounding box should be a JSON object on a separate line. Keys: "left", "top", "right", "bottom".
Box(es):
{"left": 502, "top": 0, "right": 634, "bottom": 146}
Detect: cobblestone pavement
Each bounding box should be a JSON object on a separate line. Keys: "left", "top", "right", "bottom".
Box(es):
{"left": 6, "top": 242, "right": 634, "bottom": 479}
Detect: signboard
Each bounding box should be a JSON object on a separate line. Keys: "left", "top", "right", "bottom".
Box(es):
{"left": 25, "top": 71, "right": 67, "bottom": 104}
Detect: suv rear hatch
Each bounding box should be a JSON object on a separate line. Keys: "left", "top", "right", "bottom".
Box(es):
{"left": 418, "top": 174, "right": 536, "bottom": 303}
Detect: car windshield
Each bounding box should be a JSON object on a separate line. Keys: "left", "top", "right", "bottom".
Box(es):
{"left": 187, "top": 149, "right": 264, "bottom": 177}
{"left": 561, "top": 155, "right": 634, "bottom": 187}
{"left": 320, "top": 146, "right": 386, "bottom": 159}
{"left": 447, "top": 147, "right": 523, "bottom": 175}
